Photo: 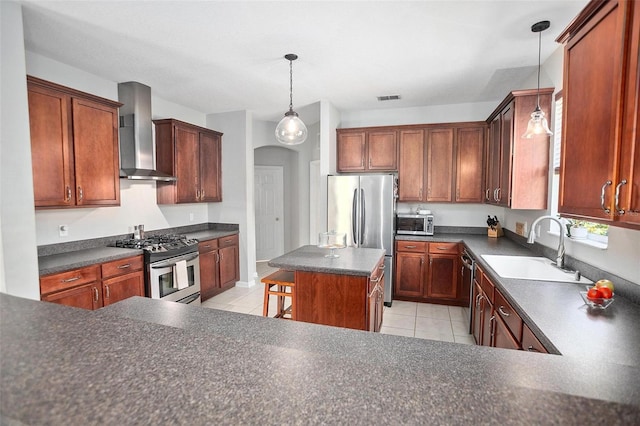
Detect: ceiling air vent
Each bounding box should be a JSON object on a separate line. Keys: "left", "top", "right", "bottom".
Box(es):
{"left": 377, "top": 94, "right": 401, "bottom": 101}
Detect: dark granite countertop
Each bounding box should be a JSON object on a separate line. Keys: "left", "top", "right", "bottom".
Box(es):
{"left": 268, "top": 245, "right": 385, "bottom": 276}
{"left": 184, "top": 229, "right": 238, "bottom": 242}
{"left": 38, "top": 246, "right": 144, "bottom": 276}
{"left": 1, "top": 294, "right": 639, "bottom": 425}
{"left": 397, "top": 234, "right": 640, "bottom": 368}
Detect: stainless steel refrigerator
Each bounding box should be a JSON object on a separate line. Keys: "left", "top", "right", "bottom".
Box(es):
{"left": 327, "top": 174, "right": 396, "bottom": 306}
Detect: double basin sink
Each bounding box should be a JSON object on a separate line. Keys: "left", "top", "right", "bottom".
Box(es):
{"left": 481, "top": 255, "right": 592, "bottom": 284}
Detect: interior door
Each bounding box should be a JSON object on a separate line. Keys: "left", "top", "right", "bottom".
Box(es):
{"left": 255, "top": 166, "right": 284, "bottom": 260}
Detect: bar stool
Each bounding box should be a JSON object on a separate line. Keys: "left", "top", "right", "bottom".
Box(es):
{"left": 261, "top": 270, "right": 296, "bottom": 320}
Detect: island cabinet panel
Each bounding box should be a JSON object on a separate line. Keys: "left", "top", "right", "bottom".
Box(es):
{"left": 558, "top": 0, "right": 640, "bottom": 228}
{"left": 295, "top": 271, "right": 368, "bottom": 331}
{"left": 336, "top": 129, "right": 398, "bottom": 172}
{"left": 155, "top": 118, "right": 223, "bottom": 204}
{"left": 484, "top": 89, "right": 552, "bottom": 209}
{"left": 27, "top": 76, "right": 121, "bottom": 209}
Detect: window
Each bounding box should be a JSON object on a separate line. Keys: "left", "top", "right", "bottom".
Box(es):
{"left": 550, "top": 92, "right": 608, "bottom": 248}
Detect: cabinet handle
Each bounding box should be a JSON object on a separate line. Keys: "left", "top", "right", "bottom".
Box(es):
{"left": 615, "top": 179, "right": 627, "bottom": 215}
{"left": 93, "top": 287, "right": 99, "bottom": 302}
{"left": 379, "top": 264, "right": 385, "bottom": 270}
{"left": 495, "top": 188, "right": 501, "bottom": 202}
{"left": 404, "top": 245, "right": 417, "bottom": 249}
{"left": 78, "top": 186, "right": 83, "bottom": 201}
{"left": 527, "top": 346, "right": 540, "bottom": 352}
{"left": 196, "top": 188, "right": 200, "bottom": 200}
{"left": 436, "top": 246, "right": 448, "bottom": 250}
{"left": 476, "top": 293, "right": 483, "bottom": 308}
{"left": 117, "top": 264, "right": 131, "bottom": 269}
{"left": 600, "top": 180, "right": 612, "bottom": 214}
{"left": 429, "top": 258, "right": 432, "bottom": 266}
{"left": 498, "top": 306, "right": 510, "bottom": 317}
{"left": 485, "top": 188, "right": 491, "bottom": 201}
{"left": 215, "top": 253, "right": 220, "bottom": 263}
{"left": 224, "top": 239, "right": 232, "bottom": 243}
{"left": 61, "top": 277, "right": 80, "bottom": 283}
{"left": 419, "top": 188, "right": 423, "bottom": 199}
{"left": 489, "top": 315, "right": 495, "bottom": 339}
{"left": 493, "top": 188, "right": 499, "bottom": 202}
{"left": 461, "top": 266, "right": 465, "bottom": 276}
{"left": 371, "top": 275, "right": 382, "bottom": 283}
{"left": 66, "top": 186, "right": 72, "bottom": 202}
{"left": 369, "top": 157, "right": 372, "bottom": 168}
{"left": 201, "top": 189, "right": 205, "bottom": 200}
{"left": 203, "top": 245, "right": 211, "bottom": 249}
{"left": 105, "top": 285, "right": 110, "bottom": 300}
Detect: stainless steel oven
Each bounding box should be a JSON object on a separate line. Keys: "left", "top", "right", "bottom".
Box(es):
{"left": 149, "top": 251, "right": 201, "bottom": 304}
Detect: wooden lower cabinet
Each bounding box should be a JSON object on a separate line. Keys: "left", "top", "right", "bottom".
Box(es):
{"left": 40, "top": 255, "right": 144, "bottom": 310}
{"left": 198, "top": 234, "right": 240, "bottom": 302}
{"left": 394, "top": 240, "right": 464, "bottom": 306}
{"left": 522, "top": 323, "right": 549, "bottom": 354}
{"left": 493, "top": 315, "right": 520, "bottom": 350}
{"left": 296, "top": 258, "right": 384, "bottom": 332}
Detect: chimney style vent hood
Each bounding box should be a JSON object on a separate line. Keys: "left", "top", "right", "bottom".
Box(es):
{"left": 118, "top": 82, "right": 177, "bottom": 181}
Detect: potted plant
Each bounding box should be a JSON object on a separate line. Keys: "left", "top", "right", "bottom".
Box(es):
{"left": 566, "top": 219, "right": 588, "bottom": 239}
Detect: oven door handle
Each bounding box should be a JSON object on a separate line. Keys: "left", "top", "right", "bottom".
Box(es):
{"left": 460, "top": 252, "right": 474, "bottom": 270}
{"left": 151, "top": 253, "right": 199, "bottom": 269}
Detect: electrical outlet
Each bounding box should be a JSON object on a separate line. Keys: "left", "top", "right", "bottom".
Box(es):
{"left": 59, "top": 225, "right": 68, "bottom": 237}
{"left": 189, "top": 213, "right": 194, "bottom": 222}
{"left": 515, "top": 222, "right": 527, "bottom": 237}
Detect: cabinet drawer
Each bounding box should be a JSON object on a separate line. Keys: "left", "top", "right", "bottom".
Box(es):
{"left": 218, "top": 234, "right": 238, "bottom": 248}
{"left": 395, "top": 240, "right": 427, "bottom": 253}
{"left": 198, "top": 239, "right": 219, "bottom": 253}
{"left": 101, "top": 255, "right": 143, "bottom": 279}
{"left": 40, "top": 265, "right": 100, "bottom": 296}
{"left": 480, "top": 271, "right": 495, "bottom": 303}
{"left": 521, "top": 323, "right": 548, "bottom": 354}
{"left": 428, "top": 242, "right": 459, "bottom": 254}
{"left": 494, "top": 289, "right": 523, "bottom": 342}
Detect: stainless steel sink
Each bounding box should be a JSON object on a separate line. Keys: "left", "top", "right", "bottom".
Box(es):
{"left": 481, "top": 255, "right": 592, "bottom": 284}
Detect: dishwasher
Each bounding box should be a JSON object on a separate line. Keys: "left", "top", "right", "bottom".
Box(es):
{"left": 460, "top": 249, "right": 476, "bottom": 334}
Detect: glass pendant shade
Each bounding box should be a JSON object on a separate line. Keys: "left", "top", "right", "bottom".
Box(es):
{"left": 523, "top": 107, "right": 553, "bottom": 138}
{"left": 275, "top": 110, "right": 307, "bottom": 145}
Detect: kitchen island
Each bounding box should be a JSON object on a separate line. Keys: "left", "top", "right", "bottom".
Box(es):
{"left": 268, "top": 245, "right": 386, "bottom": 331}
{"left": 1, "top": 293, "right": 639, "bottom": 424}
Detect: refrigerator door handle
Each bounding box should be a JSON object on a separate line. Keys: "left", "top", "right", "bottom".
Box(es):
{"left": 360, "top": 188, "right": 365, "bottom": 245}
{"left": 351, "top": 188, "right": 358, "bottom": 246}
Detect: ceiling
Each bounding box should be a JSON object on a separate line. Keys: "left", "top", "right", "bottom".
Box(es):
{"left": 19, "top": 0, "right": 589, "bottom": 122}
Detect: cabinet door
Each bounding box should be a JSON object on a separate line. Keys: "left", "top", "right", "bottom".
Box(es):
{"left": 368, "top": 131, "right": 397, "bottom": 170}
{"left": 426, "top": 128, "right": 455, "bottom": 202}
{"left": 522, "top": 323, "right": 548, "bottom": 354}
{"left": 367, "top": 286, "right": 377, "bottom": 332}
{"left": 497, "top": 104, "right": 513, "bottom": 207}
{"left": 456, "top": 127, "right": 485, "bottom": 203}
{"left": 175, "top": 125, "right": 200, "bottom": 203}
{"left": 28, "top": 84, "right": 75, "bottom": 207}
{"left": 394, "top": 252, "right": 425, "bottom": 298}
{"left": 102, "top": 271, "right": 144, "bottom": 307}
{"left": 487, "top": 116, "right": 501, "bottom": 204}
{"left": 472, "top": 282, "right": 483, "bottom": 344}
{"left": 481, "top": 296, "right": 493, "bottom": 346}
{"left": 559, "top": 0, "right": 626, "bottom": 220}
{"left": 71, "top": 97, "right": 120, "bottom": 206}
{"left": 398, "top": 129, "right": 425, "bottom": 201}
{"left": 42, "top": 282, "right": 101, "bottom": 310}
{"left": 219, "top": 244, "right": 239, "bottom": 288}
{"left": 199, "top": 249, "right": 219, "bottom": 301}
{"left": 337, "top": 131, "right": 366, "bottom": 171}
{"left": 199, "top": 131, "right": 222, "bottom": 202}
{"left": 426, "top": 254, "right": 458, "bottom": 299}
{"left": 618, "top": 2, "right": 640, "bottom": 226}
{"left": 493, "top": 315, "right": 520, "bottom": 350}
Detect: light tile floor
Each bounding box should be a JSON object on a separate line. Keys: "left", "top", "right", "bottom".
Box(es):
{"left": 201, "top": 261, "right": 475, "bottom": 345}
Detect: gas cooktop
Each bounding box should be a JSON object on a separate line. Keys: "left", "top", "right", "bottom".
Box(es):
{"left": 113, "top": 234, "right": 199, "bottom": 253}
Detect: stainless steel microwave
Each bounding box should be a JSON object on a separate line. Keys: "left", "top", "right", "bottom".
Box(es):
{"left": 396, "top": 214, "right": 434, "bottom": 236}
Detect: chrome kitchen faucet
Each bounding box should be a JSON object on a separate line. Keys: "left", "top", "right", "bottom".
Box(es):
{"left": 527, "top": 215, "right": 565, "bottom": 269}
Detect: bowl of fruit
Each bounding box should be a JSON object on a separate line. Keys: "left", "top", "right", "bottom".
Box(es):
{"left": 580, "top": 279, "right": 615, "bottom": 310}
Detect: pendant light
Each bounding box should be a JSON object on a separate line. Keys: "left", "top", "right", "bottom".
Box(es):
{"left": 275, "top": 53, "right": 307, "bottom": 145}
{"left": 523, "top": 20, "right": 553, "bottom": 139}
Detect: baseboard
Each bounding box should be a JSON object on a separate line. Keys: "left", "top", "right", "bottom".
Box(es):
{"left": 234, "top": 279, "right": 256, "bottom": 288}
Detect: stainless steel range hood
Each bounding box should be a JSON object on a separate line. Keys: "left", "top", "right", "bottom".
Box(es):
{"left": 118, "top": 81, "right": 177, "bottom": 181}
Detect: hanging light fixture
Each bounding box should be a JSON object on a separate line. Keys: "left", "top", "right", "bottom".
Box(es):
{"left": 523, "top": 20, "right": 553, "bottom": 139}
{"left": 275, "top": 53, "right": 307, "bottom": 145}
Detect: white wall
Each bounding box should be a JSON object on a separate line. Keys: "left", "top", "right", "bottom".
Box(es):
{"left": 207, "top": 110, "right": 256, "bottom": 287}
{"left": 0, "top": 1, "right": 40, "bottom": 299}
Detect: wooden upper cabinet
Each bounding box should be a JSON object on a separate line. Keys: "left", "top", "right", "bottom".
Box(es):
{"left": 485, "top": 89, "right": 552, "bottom": 209}
{"left": 336, "top": 129, "right": 397, "bottom": 172}
{"left": 27, "top": 76, "right": 121, "bottom": 209}
{"left": 154, "top": 118, "right": 223, "bottom": 204}
{"left": 456, "top": 127, "right": 485, "bottom": 203}
{"left": 558, "top": 0, "right": 640, "bottom": 228}
{"left": 398, "top": 129, "right": 425, "bottom": 201}
{"left": 426, "top": 128, "right": 455, "bottom": 202}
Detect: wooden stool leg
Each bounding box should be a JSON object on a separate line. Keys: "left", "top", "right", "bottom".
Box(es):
{"left": 277, "top": 285, "right": 284, "bottom": 317}
{"left": 262, "top": 283, "right": 270, "bottom": 317}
